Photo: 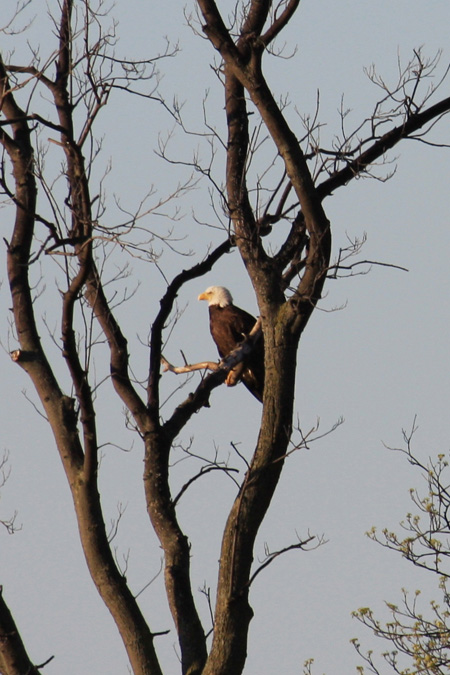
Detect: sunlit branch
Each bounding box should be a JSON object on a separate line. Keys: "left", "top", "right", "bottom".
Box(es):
{"left": 161, "top": 356, "right": 220, "bottom": 374}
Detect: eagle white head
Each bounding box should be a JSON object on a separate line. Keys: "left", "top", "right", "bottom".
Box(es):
{"left": 198, "top": 286, "right": 233, "bottom": 307}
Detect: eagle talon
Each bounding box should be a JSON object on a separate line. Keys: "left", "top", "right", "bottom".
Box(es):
{"left": 225, "top": 370, "right": 239, "bottom": 387}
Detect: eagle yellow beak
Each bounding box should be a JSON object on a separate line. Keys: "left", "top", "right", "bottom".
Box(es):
{"left": 198, "top": 292, "right": 208, "bottom": 301}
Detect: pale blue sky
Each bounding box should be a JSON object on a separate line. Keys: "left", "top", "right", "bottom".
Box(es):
{"left": 1, "top": 2, "right": 450, "bottom": 673}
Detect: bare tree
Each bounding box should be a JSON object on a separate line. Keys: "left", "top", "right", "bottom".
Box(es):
{"left": 1, "top": 2, "right": 450, "bottom": 674}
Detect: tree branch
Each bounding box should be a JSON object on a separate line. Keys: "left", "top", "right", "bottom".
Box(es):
{"left": 163, "top": 319, "right": 262, "bottom": 441}
{"left": 0, "top": 587, "right": 42, "bottom": 675}
{"left": 262, "top": 0, "right": 301, "bottom": 46}
{"left": 147, "top": 237, "right": 233, "bottom": 418}
{"left": 317, "top": 95, "right": 450, "bottom": 200}
{"left": 246, "top": 535, "right": 317, "bottom": 588}
{"left": 161, "top": 356, "right": 220, "bottom": 374}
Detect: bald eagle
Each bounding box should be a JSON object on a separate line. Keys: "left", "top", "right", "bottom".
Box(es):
{"left": 198, "top": 286, "right": 264, "bottom": 402}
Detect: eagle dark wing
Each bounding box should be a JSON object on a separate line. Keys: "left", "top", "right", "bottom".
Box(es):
{"left": 208, "top": 304, "right": 256, "bottom": 356}
{"left": 209, "top": 304, "right": 264, "bottom": 401}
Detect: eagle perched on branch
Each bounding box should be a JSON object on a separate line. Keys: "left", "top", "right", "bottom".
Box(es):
{"left": 198, "top": 286, "right": 264, "bottom": 401}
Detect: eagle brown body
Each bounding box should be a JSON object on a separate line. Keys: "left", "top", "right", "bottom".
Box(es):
{"left": 198, "top": 286, "right": 264, "bottom": 401}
